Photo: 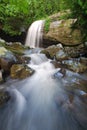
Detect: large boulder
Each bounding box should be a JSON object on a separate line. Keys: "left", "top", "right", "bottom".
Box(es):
{"left": 0, "top": 46, "right": 16, "bottom": 72}
{"left": 41, "top": 44, "right": 68, "bottom": 60}
{"left": 10, "top": 64, "right": 35, "bottom": 79}
{"left": 43, "top": 18, "right": 82, "bottom": 46}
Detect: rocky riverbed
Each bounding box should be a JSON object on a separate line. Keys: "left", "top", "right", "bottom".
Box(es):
{"left": 0, "top": 39, "right": 87, "bottom": 106}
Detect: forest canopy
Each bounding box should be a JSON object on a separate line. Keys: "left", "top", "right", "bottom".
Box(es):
{"left": 0, "top": 0, "right": 87, "bottom": 41}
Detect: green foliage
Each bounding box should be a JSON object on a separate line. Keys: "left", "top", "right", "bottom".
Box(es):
{"left": 0, "top": 0, "right": 30, "bottom": 35}
{"left": 59, "top": 0, "right": 72, "bottom": 10}
{"left": 70, "top": 0, "right": 87, "bottom": 41}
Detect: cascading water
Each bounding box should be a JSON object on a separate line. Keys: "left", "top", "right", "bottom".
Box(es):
{"left": 0, "top": 53, "right": 87, "bottom": 130}
{"left": 25, "top": 20, "right": 45, "bottom": 48}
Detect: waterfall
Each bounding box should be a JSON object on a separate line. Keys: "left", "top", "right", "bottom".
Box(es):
{"left": 25, "top": 20, "right": 45, "bottom": 48}
{"left": 0, "top": 52, "right": 87, "bottom": 130}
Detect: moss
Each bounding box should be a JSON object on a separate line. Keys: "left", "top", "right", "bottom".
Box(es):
{"left": 44, "top": 17, "right": 51, "bottom": 33}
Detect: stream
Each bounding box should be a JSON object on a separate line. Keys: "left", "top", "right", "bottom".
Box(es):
{"left": 0, "top": 20, "right": 87, "bottom": 130}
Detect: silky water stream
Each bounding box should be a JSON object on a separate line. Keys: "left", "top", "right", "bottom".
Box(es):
{"left": 0, "top": 53, "right": 87, "bottom": 130}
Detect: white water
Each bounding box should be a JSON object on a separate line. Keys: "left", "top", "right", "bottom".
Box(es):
{"left": 29, "top": 53, "right": 48, "bottom": 65}
{"left": 0, "top": 53, "right": 87, "bottom": 130}
{"left": 25, "top": 20, "right": 45, "bottom": 48}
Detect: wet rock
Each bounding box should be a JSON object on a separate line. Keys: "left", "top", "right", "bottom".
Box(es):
{"left": 41, "top": 44, "right": 68, "bottom": 60}
{"left": 0, "top": 48, "right": 16, "bottom": 72}
{"left": 54, "top": 68, "right": 87, "bottom": 93}
{"left": 5, "top": 42, "right": 29, "bottom": 54}
{"left": 76, "top": 80, "right": 87, "bottom": 93}
{"left": 54, "top": 68, "right": 66, "bottom": 79}
{"left": 55, "top": 49, "right": 68, "bottom": 61}
{"left": 10, "top": 64, "right": 35, "bottom": 79}
{"left": 80, "top": 57, "right": 87, "bottom": 65}
{"left": 0, "top": 41, "right": 32, "bottom": 80}
{"left": 41, "top": 44, "right": 61, "bottom": 59}
{"left": 62, "top": 59, "right": 87, "bottom": 73}
{"left": 51, "top": 61, "right": 63, "bottom": 68}
{"left": 0, "top": 47, "right": 8, "bottom": 56}
{"left": 15, "top": 55, "right": 31, "bottom": 64}
{"left": 64, "top": 44, "right": 87, "bottom": 58}
{"left": 0, "top": 42, "right": 29, "bottom": 55}
{"left": 0, "top": 90, "right": 10, "bottom": 106}
{"left": 41, "top": 49, "right": 50, "bottom": 58}
{"left": 0, "top": 46, "right": 17, "bottom": 80}
{"left": 0, "top": 57, "right": 16, "bottom": 72}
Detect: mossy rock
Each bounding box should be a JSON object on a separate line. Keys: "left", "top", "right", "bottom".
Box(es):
{"left": 10, "top": 64, "right": 35, "bottom": 79}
